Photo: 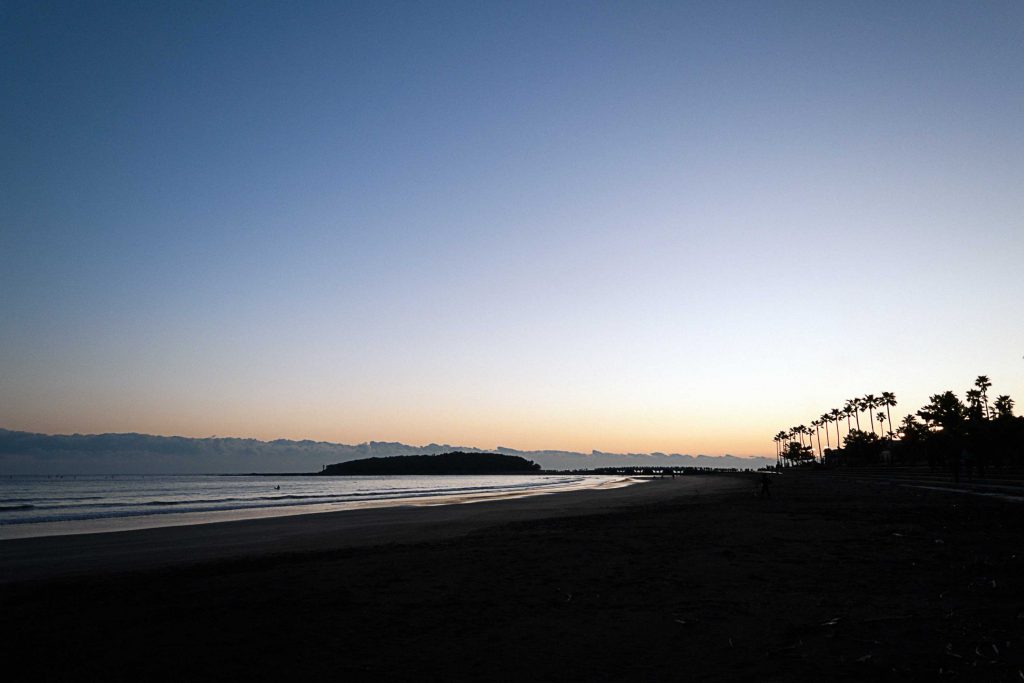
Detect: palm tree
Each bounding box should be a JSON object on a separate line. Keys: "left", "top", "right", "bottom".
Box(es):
{"left": 975, "top": 375, "right": 992, "bottom": 419}
{"left": 820, "top": 413, "right": 832, "bottom": 451}
{"left": 876, "top": 411, "right": 887, "bottom": 440}
{"left": 784, "top": 429, "right": 796, "bottom": 466}
{"left": 965, "top": 389, "right": 983, "bottom": 419}
{"left": 899, "top": 414, "right": 919, "bottom": 437}
{"left": 863, "top": 394, "right": 878, "bottom": 435}
{"left": 830, "top": 408, "right": 843, "bottom": 447}
{"left": 994, "top": 395, "right": 1014, "bottom": 418}
{"left": 880, "top": 392, "right": 897, "bottom": 435}
{"left": 845, "top": 399, "right": 859, "bottom": 431}
{"left": 812, "top": 419, "right": 822, "bottom": 459}
{"left": 794, "top": 423, "right": 811, "bottom": 462}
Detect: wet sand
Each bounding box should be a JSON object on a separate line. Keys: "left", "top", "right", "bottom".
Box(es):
{"left": 2, "top": 473, "right": 1022, "bottom": 680}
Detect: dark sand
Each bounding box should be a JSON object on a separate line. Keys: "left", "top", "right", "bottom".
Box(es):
{"left": 3, "top": 473, "right": 1022, "bottom": 681}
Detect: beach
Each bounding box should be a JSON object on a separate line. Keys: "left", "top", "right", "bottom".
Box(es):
{"left": 0, "top": 474, "right": 692, "bottom": 581}
{"left": 3, "top": 473, "right": 1022, "bottom": 680}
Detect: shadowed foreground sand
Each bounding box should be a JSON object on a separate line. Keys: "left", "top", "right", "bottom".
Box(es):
{"left": 3, "top": 473, "right": 1022, "bottom": 681}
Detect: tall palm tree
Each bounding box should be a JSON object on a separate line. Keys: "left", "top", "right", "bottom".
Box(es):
{"left": 844, "top": 399, "right": 858, "bottom": 431}
{"left": 811, "top": 419, "right": 822, "bottom": 459}
{"left": 830, "top": 408, "right": 843, "bottom": 447}
{"left": 820, "top": 413, "right": 832, "bottom": 451}
{"left": 975, "top": 375, "right": 992, "bottom": 419}
{"left": 876, "top": 411, "right": 887, "bottom": 439}
{"left": 880, "top": 392, "right": 897, "bottom": 435}
{"left": 863, "top": 394, "right": 878, "bottom": 435}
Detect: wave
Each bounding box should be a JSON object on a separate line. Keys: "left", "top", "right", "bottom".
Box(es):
{"left": 0, "top": 475, "right": 599, "bottom": 527}
{"left": 4, "top": 478, "right": 589, "bottom": 513}
{"left": 0, "top": 495, "right": 105, "bottom": 504}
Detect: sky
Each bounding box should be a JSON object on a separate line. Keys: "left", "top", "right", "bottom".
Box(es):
{"left": 2, "top": 1, "right": 1022, "bottom": 457}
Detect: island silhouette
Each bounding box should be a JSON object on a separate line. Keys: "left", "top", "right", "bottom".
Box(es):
{"left": 319, "top": 451, "right": 541, "bottom": 475}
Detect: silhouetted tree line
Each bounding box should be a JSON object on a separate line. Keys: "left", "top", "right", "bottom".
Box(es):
{"left": 773, "top": 376, "right": 1022, "bottom": 470}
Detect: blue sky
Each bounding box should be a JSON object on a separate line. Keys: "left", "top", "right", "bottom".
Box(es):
{"left": 2, "top": 1, "right": 1022, "bottom": 455}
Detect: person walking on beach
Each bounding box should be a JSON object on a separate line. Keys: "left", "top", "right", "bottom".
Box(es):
{"left": 759, "top": 473, "right": 772, "bottom": 499}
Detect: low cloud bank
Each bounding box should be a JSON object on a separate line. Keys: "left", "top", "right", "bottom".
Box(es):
{"left": 0, "top": 428, "right": 773, "bottom": 474}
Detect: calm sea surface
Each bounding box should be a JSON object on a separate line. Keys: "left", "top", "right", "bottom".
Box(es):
{"left": 0, "top": 474, "right": 632, "bottom": 539}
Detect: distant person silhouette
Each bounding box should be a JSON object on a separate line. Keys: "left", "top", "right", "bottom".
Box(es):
{"left": 759, "top": 473, "right": 772, "bottom": 499}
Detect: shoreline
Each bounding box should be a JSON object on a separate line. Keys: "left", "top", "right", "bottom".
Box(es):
{"left": 0, "top": 473, "right": 639, "bottom": 541}
{"left": 0, "top": 475, "right": 741, "bottom": 584}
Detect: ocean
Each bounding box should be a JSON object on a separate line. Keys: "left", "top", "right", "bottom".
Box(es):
{"left": 0, "top": 473, "right": 634, "bottom": 539}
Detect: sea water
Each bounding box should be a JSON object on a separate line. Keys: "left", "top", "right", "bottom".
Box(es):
{"left": 0, "top": 473, "right": 634, "bottom": 539}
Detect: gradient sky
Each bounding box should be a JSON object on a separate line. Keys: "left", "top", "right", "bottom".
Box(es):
{"left": 2, "top": 1, "right": 1022, "bottom": 456}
